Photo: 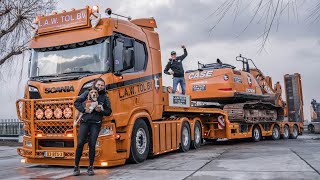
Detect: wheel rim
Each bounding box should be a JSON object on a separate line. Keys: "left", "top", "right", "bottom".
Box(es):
{"left": 195, "top": 126, "right": 201, "bottom": 144}
{"left": 136, "top": 128, "right": 147, "bottom": 155}
{"left": 284, "top": 126, "right": 289, "bottom": 137}
{"left": 273, "top": 127, "right": 279, "bottom": 139}
{"left": 182, "top": 127, "right": 189, "bottom": 146}
{"left": 254, "top": 128, "right": 260, "bottom": 140}
{"left": 293, "top": 127, "right": 298, "bottom": 137}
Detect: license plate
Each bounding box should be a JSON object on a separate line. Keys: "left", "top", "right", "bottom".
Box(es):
{"left": 192, "top": 85, "right": 206, "bottom": 91}
{"left": 44, "top": 151, "right": 64, "bottom": 158}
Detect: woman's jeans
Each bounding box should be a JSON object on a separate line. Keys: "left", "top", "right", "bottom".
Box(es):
{"left": 75, "top": 122, "right": 101, "bottom": 166}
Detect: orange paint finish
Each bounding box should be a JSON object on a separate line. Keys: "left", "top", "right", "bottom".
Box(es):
{"left": 185, "top": 68, "right": 263, "bottom": 102}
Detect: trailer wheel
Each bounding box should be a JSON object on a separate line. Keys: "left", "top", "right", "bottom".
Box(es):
{"left": 282, "top": 125, "right": 289, "bottom": 139}
{"left": 129, "top": 119, "right": 150, "bottom": 163}
{"left": 290, "top": 125, "right": 299, "bottom": 139}
{"left": 308, "top": 124, "right": 315, "bottom": 133}
{"left": 191, "top": 121, "right": 202, "bottom": 149}
{"left": 271, "top": 125, "right": 280, "bottom": 140}
{"left": 180, "top": 121, "right": 191, "bottom": 152}
{"left": 252, "top": 125, "right": 261, "bottom": 142}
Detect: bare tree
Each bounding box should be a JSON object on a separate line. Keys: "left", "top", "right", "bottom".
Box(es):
{"left": 0, "top": 0, "right": 56, "bottom": 66}
{"left": 209, "top": 0, "right": 320, "bottom": 50}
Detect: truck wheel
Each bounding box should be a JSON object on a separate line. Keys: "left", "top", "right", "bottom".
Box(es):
{"left": 290, "top": 125, "right": 299, "bottom": 139}
{"left": 282, "top": 125, "right": 289, "bottom": 139}
{"left": 252, "top": 125, "right": 261, "bottom": 142}
{"left": 129, "top": 119, "right": 150, "bottom": 163}
{"left": 191, "top": 121, "right": 202, "bottom": 149}
{"left": 180, "top": 121, "right": 191, "bottom": 152}
{"left": 271, "top": 125, "right": 280, "bottom": 140}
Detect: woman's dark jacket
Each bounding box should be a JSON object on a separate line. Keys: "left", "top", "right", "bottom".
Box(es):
{"left": 74, "top": 89, "right": 112, "bottom": 123}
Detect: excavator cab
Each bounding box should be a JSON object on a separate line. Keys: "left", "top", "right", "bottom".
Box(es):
{"left": 197, "top": 59, "right": 236, "bottom": 71}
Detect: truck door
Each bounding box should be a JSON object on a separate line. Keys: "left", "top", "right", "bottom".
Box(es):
{"left": 110, "top": 36, "right": 151, "bottom": 126}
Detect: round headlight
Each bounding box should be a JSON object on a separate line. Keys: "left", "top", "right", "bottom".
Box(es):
{"left": 54, "top": 108, "right": 63, "bottom": 119}
{"left": 35, "top": 109, "right": 44, "bottom": 119}
{"left": 63, "top": 107, "right": 72, "bottom": 118}
{"left": 44, "top": 109, "right": 53, "bottom": 119}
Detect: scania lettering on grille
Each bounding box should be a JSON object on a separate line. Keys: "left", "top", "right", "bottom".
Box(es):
{"left": 45, "top": 86, "right": 75, "bottom": 93}
{"left": 188, "top": 70, "right": 213, "bottom": 79}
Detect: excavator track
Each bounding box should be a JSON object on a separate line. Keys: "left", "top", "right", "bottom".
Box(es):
{"left": 223, "top": 101, "right": 284, "bottom": 123}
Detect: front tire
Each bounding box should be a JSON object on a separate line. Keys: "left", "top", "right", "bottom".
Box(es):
{"left": 180, "top": 121, "right": 191, "bottom": 152}
{"left": 252, "top": 125, "right": 261, "bottom": 142}
{"left": 129, "top": 119, "right": 150, "bottom": 163}
{"left": 191, "top": 121, "right": 202, "bottom": 149}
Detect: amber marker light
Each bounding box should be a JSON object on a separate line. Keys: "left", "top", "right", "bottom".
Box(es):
{"left": 101, "top": 162, "right": 108, "bottom": 166}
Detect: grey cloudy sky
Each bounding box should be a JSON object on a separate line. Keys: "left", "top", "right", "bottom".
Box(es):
{"left": 0, "top": 0, "right": 319, "bottom": 120}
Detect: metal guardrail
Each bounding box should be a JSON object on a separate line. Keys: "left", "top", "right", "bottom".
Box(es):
{"left": 0, "top": 119, "right": 24, "bottom": 137}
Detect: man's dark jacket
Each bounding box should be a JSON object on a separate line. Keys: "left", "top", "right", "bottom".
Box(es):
{"left": 164, "top": 48, "right": 188, "bottom": 77}
{"left": 74, "top": 89, "right": 112, "bottom": 123}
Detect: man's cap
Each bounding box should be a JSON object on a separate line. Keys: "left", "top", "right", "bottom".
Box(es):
{"left": 171, "top": 51, "right": 176, "bottom": 55}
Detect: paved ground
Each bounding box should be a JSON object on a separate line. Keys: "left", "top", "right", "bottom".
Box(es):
{"left": 1, "top": 134, "right": 320, "bottom": 180}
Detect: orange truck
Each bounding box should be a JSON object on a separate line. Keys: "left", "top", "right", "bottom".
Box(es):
{"left": 16, "top": 6, "right": 304, "bottom": 167}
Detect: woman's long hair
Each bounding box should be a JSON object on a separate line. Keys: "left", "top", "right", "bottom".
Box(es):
{"left": 91, "top": 78, "right": 106, "bottom": 91}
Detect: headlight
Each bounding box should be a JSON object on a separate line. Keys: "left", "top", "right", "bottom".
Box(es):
{"left": 54, "top": 108, "right": 62, "bottom": 119}
{"left": 25, "top": 141, "right": 32, "bottom": 147}
{"left": 28, "top": 86, "right": 39, "bottom": 92}
{"left": 63, "top": 108, "right": 72, "bottom": 118}
{"left": 99, "top": 125, "right": 113, "bottom": 137}
{"left": 36, "top": 109, "right": 44, "bottom": 119}
{"left": 44, "top": 108, "right": 53, "bottom": 119}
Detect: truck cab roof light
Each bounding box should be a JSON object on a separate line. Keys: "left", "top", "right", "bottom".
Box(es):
{"left": 92, "top": 5, "right": 99, "bottom": 13}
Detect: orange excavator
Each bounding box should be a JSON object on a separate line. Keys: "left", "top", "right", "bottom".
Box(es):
{"left": 185, "top": 55, "right": 303, "bottom": 124}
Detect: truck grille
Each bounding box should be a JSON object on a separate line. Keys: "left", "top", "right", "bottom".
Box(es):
{"left": 35, "top": 121, "right": 73, "bottom": 136}
{"left": 16, "top": 98, "right": 76, "bottom": 137}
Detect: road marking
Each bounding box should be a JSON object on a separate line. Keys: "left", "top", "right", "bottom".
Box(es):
{"left": 291, "top": 149, "right": 320, "bottom": 175}
{"left": 182, "top": 149, "right": 230, "bottom": 180}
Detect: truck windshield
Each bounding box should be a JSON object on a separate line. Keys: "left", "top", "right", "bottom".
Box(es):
{"left": 30, "top": 38, "right": 110, "bottom": 78}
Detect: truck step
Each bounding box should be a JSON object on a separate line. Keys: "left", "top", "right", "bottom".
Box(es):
{"left": 116, "top": 130, "right": 127, "bottom": 133}
{"left": 116, "top": 149, "right": 127, "bottom": 153}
